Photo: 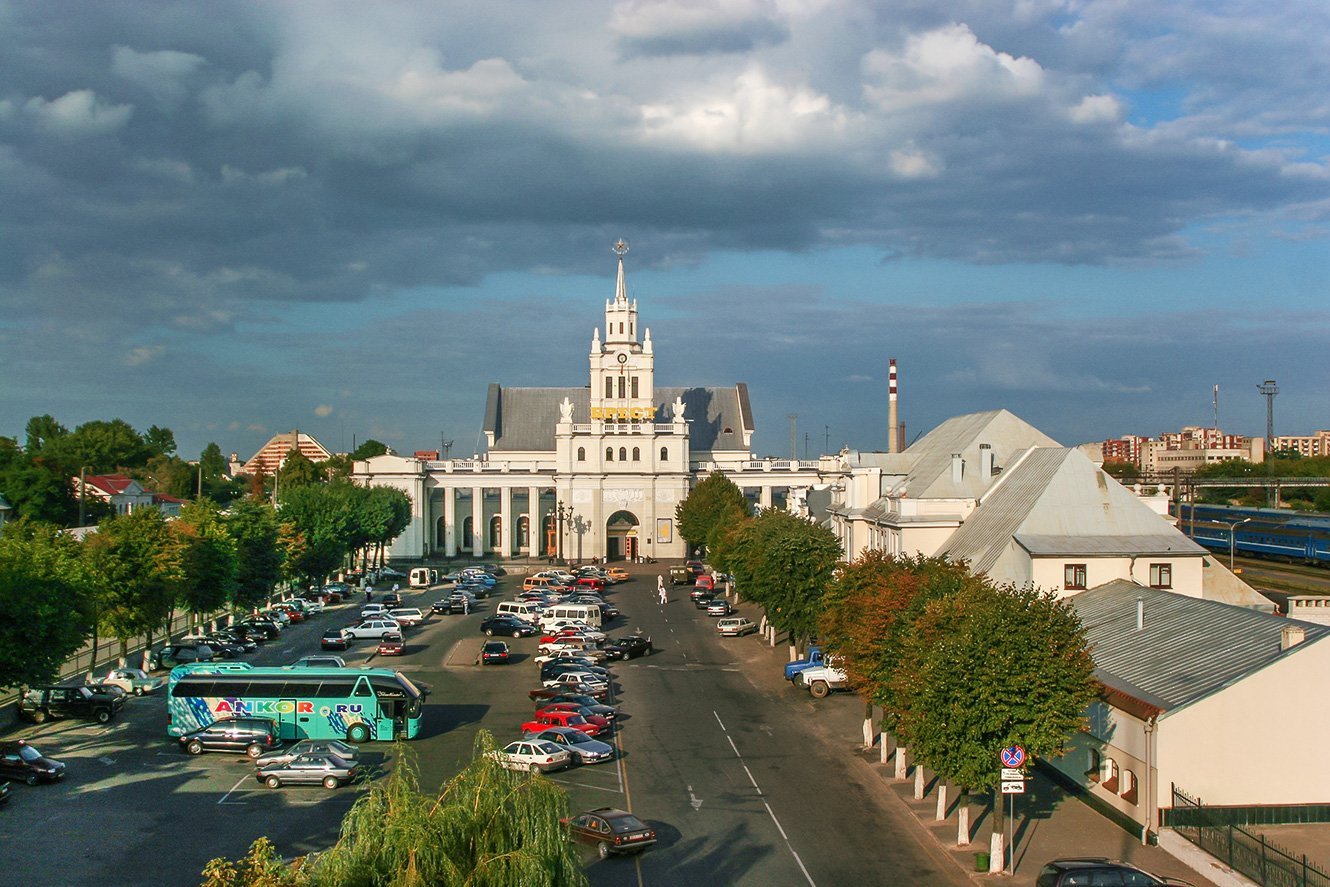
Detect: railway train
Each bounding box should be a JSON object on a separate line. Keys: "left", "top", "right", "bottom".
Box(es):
{"left": 1170, "top": 503, "right": 1330, "bottom": 566}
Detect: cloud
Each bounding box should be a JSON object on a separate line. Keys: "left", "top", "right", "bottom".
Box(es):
{"left": 125, "top": 345, "right": 165, "bottom": 365}
{"left": 313, "top": 404, "right": 334, "bottom": 417}
{"left": 611, "top": 0, "right": 789, "bottom": 57}
{"left": 111, "top": 46, "right": 206, "bottom": 108}
{"left": 23, "top": 89, "right": 133, "bottom": 137}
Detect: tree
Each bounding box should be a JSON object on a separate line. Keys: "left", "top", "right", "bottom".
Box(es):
{"left": 143, "top": 424, "right": 177, "bottom": 458}
{"left": 676, "top": 471, "right": 749, "bottom": 555}
{"left": 172, "top": 499, "right": 238, "bottom": 627}
{"left": 349, "top": 439, "right": 389, "bottom": 461}
{"left": 276, "top": 448, "right": 321, "bottom": 492}
{"left": 0, "top": 450, "right": 79, "bottom": 525}
{"left": 199, "top": 443, "right": 227, "bottom": 480}
{"left": 0, "top": 519, "right": 96, "bottom": 691}
{"left": 890, "top": 582, "right": 1097, "bottom": 870}
{"left": 24, "top": 414, "right": 68, "bottom": 453}
{"left": 140, "top": 454, "right": 197, "bottom": 500}
{"left": 84, "top": 509, "right": 180, "bottom": 666}
{"left": 227, "top": 501, "right": 286, "bottom": 611}
{"left": 278, "top": 482, "right": 356, "bottom": 585}
{"left": 202, "top": 733, "right": 588, "bottom": 886}
{"left": 58, "top": 418, "right": 153, "bottom": 472}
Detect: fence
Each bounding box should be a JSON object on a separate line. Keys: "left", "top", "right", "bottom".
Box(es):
{"left": 1168, "top": 784, "right": 1330, "bottom": 887}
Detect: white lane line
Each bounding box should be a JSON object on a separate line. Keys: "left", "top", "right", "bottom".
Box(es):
{"left": 763, "top": 801, "right": 789, "bottom": 839}
{"left": 548, "top": 778, "right": 622, "bottom": 794}
{"left": 218, "top": 774, "right": 251, "bottom": 805}
{"left": 713, "top": 711, "right": 727, "bottom": 731}
{"left": 742, "top": 764, "right": 762, "bottom": 794}
{"left": 727, "top": 735, "right": 741, "bottom": 757}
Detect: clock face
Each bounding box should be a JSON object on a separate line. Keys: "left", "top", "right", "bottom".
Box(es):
{"left": 617, "top": 353, "right": 628, "bottom": 364}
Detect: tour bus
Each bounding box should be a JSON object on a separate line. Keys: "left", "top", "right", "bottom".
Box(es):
{"left": 409, "top": 567, "right": 432, "bottom": 589}
{"left": 167, "top": 663, "right": 426, "bottom": 743}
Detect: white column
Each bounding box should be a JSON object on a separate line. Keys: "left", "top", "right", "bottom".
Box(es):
{"left": 760, "top": 486, "right": 773, "bottom": 508}
{"left": 500, "top": 487, "right": 512, "bottom": 559}
{"left": 527, "top": 486, "right": 540, "bottom": 557}
{"left": 442, "top": 486, "right": 457, "bottom": 557}
{"left": 471, "top": 486, "right": 484, "bottom": 555}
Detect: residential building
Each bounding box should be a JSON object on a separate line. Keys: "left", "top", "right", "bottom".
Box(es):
{"left": 1273, "top": 431, "right": 1330, "bottom": 458}
{"left": 72, "top": 474, "right": 160, "bottom": 516}
{"left": 0, "top": 492, "right": 11, "bottom": 527}
{"left": 240, "top": 430, "right": 332, "bottom": 477}
{"left": 1096, "top": 427, "right": 1264, "bottom": 471}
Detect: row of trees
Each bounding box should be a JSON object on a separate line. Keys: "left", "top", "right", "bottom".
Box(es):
{"left": 1105, "top": 454, "right": 1330, "bottom": 510}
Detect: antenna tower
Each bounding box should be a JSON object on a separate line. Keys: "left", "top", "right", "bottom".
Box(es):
{"left": 1257, "top": 380, "right": 1278, "bottom": 451}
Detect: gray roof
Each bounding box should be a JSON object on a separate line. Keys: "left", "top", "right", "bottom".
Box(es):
{"left": 483, "top": 384, "right": 751, "bottom": 453}
{"left": 900, "top": 410, "right": 1060, "bottom": 499}
{"left": 1071, "top": 582, "right": 1329, "bottom": 715}
{"left": 943, "top": 448, "right": 1203, "bottom": 579}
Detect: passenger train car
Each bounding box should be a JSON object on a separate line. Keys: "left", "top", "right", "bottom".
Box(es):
{"left": 1170, "top": 503, "right": 1330, "bottom": 566}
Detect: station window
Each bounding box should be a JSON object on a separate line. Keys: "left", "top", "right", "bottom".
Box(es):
{"left": 631, "top": 376, "right": 639, "bottom": 398}
{"left": 605, "top": 448, "right": 613, "bottom": 461}
{"left": 577, "top": 447, "right": 585, "bottom": 462}
{"left": 1064, "top": 564, "right": 1087, "bottom": 590}
{"left": 660, "top": 447, "right": 668, "bottom": 461}
{"left": 1102, "top": 758, "right": 1119, "bottom": 793}
{"left": 604, "top": 378, "right": 613, "bottom": 399}
{"left": 632, "top": 447, "right": 640, "bottom": 461}
{"left": 1149, "top": 563, "right": 1172, "bottom": 589}
{"left": 1086, "top": 749, "right": 1101, "bottom": 782}
{"left": 618, "top": 377, "right": 626, "bottom": 398}
{"left": 619, "top": 447, "right": 627, "bottom": 461}
{"left": 1120, "top": 769, "right": 1138, "bottom": 805}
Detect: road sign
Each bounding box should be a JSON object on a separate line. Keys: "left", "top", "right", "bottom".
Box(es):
{"left": 1000, "top": 745, "right": 1026, "bottom": 768}
{"left": 1001, "top": 780, "right": 1026, "bottom": 794}
{"left": 1001, "top": 768, "right": 1025, "bottom": 781}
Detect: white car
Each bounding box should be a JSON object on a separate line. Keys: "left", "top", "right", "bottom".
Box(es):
{"left": 387, "top": 608, "right": 424, "bottom": 627}
{"left": 542, "top": 622, "right": 606, "bottom": 643}
{"left": 717, "top": 617, "right": 758, "bottom": 637}
{"left": 360, "top": 604, "right": 387, "bottom": 619}
{"left": 534, "top": 648, "right": 608, "bottom": 666}
{"left": 344, "top": 619, "right": 402, "bottom": 640}
{"left": 542, "top": 670, "right": 608, "bottom": 690}
{"left": 97, "top": 667, "right": 166, "bottom": 696}
{"left": 291, "top": 598, "right": 325, "bottom": 615}
{"left": 487, "top": 740, "right": 573, "bottom": 773}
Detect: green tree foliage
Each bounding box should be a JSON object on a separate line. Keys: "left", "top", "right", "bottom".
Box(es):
{"left": 278, "top": 481, "right": 358, "bottom": 584}
{"left": 676, "top": 471, "right": 750, "bottom": 555}
{"left": 173, "top": 499, "right": 238, "bottom": 622}
{"left": 24, "top": 414, "right": 69, "bottom": 452}
{"left": 0, "top": 438, "right": 79, "bottom": 525}
{"left": 727, "top": 508, "right": 841, "bottom": 644}
{"left": 200, "top": 443, "right": 228, "bottom": 480}
{"left": 1100, "top": 460, "right": 1138, "bottom": 481}
{"left": 84, "top": 509, "right": 180, "bottom": 653}
{"left": 226, "top": 501, "right": 287, "bottom": 611}
{"left": 890, "top": 582, "right": 1097, "bottom": 794}
{"left": 276, "top": 448, "right": 321, "bottom": 491}
{"left": 143, "top": 425, "right": 178, "bottom": 458}
{"left": 55, "top": 419, "right": 153, "bottom": 473}
{"left": 349, "top": 439, "right": 390, "bottom": 461}
{"left": 141, "top": 454, "right": 198, "bottom": 500}
{"left": 202, "top": 734, "right": 587, "bottom": 887}
{"left": 0, "top": 519, "right": 96, "bottom": 690}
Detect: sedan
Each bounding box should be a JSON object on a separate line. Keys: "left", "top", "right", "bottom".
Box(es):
{"left": 1035, "top": 858, "right": 1193, "bottom": 886}
{"left": 706, "top": 599, "right": 733, "bottom": 617}
{"left": 480, "top": 616, "right": 538, "bottom": 638}
{"left": 537, "top": 703, "right": 611, "bottom": 733}
{"left": 540, "top": 661, "right": 611, "bottom": 680}
{"left": 377, "top": 633, "right": 405, "bottom": 656}
{"left": 535, "top": 648, "right": 607, "bottom": 666}
{"left": 0, "top": 741, "right": 66, "bottom": 785}
{"left": 212, "top": 631, "right": 259, "bottom": 653}
{"left": 488, "top": 740, "right": 572, "bottom": 773}
{"left": 521, "top": 709, "right": 603, "bottom": 737}
{"left": 481, "top": 641, "right": 510, "bottom": 664}
{"left": 255, "top": 739, "right": 359, "bottom": 769}
{"left": 255, "top": 753, "right": 359, "bottom": 790}
{"left": 529, "top": 681, "right": 609, "bottom": 702}
{"left": 321, "top": 628, "right": 352, "bottom": 651}
{"left": 717, "top": 617, "right": 758, "bottom": 637}
{"left": 525, "top": 727, "right": 615, "bottom": 765}
{"left": 563, "top": 808, "right": 656, "bottom": 858}
{"left": 96, "top": 667, "right": 165, "bottom": 696}
{"left": 541, "top": 672, "right": 609, "bottom": 692}
{"left": 539, "top": 694, "right": 618, "bottom": 723}
{"left": 692, "top": 593, "right": 716, "bottom": 609}
{"left": 290, "top": 597, "right": 325, "bottom": 615}
{"left": 603, "top": 636, "right": 652, "bottom": 660}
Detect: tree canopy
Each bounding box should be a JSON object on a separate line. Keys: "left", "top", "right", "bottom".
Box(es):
{"left": 724, "top": 508, "right": 841, "bottom": 644}
{"left": 676, "top": 471, "right": 749, "bottom": 555}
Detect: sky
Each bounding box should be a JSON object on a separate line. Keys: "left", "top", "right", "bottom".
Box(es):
{"left": 1, "top": 0, "right": 1327, "bottom": 462}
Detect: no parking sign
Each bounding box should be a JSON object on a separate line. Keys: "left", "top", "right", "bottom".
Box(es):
{"left": 1000, "top": 745, "right": 1026, "bottom": 769}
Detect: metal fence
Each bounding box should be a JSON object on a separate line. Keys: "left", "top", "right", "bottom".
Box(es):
{"left": 1169, "top": 784, "right": 1330, "bottom": 887}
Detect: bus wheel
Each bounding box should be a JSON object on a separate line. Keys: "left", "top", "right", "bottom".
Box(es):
{"left": 348, "top": 724, "right": 370, "bottom": 744}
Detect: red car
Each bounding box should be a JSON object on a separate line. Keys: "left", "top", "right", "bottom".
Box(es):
{"left": 272, "top": 605, "right": 304, "bottom": 623}
{"left": 377, "top": 633, "right": 404, "bottom": 656}
{"left": 537, "top": 703, "right": 610, "bottom": 733}
{"left": 520, "top": 710, "right": 603, "bottom": 736}
{"left": 693, "top": 574, "right": 714, "bottom": 592}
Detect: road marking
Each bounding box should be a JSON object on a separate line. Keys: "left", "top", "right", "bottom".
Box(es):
{"left": 548, "top": 777, "right": 622, "bottom": 794}
{"left": 688, "top": 784, "right": 703, "bottom": 811}
{"left": 742, "top": 764, "right": 762, "bottom": 794}
{"left": 713, "top": 712, "right": 727, "bottom": 731}
{"left": 218, "top": 774, "right": 251, "bottom": 805}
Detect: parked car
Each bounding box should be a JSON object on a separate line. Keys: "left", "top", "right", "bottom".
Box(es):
{"left": 387, "top": 607, "right": 424, "bottom": 627}
{"left": 605, "top": 567, "right": 629, "bottom": 583}
{"left": 182, "top": 635, "right": 247, "bottom": 658}
{"left": 692, "top": 593, "right": 716, "bottom": 609}
{"left": 521, "top": 709, "right": 604, "bottom": 737}
{"left": 717, "top": 617, "right": 758, "bottom": 637}
{"left": 269, "top": 604, "right": 304, "bottom": 623}
{"left": 359, "top": 604, "right": 387, "bottom": 619}
{"left": 345, "top": 619, "right": 401, "bottom": 640}
{"left": 480, "top": 616, "right": 538, "bottom": 638}
{"left": 321, "top": 583, "right": 351, "bottom": 602}
{"left": 706, "top": 599, "right": 732, "bottom": 617}
{"left": 381, "top": 592, "right": 403, "bottom": 609}
{"left": 149, "top": 643, "right": 215, "bottom": 670}
{"left": 530, "top": 680, "right": 609, "bottom": 702}
{"left": 236, "top": 619, "right": 281, "bottom": 639}
{"left": 290, "top": 655, "right": 346, "bottom": 669}
{"left": 487, "top": 740, "right": 572, "bottom": 773}
{"left": 685, "top": 560, "right": 705, "bottom": 575}
{"left": 669, "top": 565, "right": 693, "bottom": 585}
{"left": 539, "top": 694, "right": 618, "bottom": 723}
{"left": 537, "top": 703, "right": 611, "bottom": 733}
{"left": 540, "top": 661, "right": 611, "bottom": 681}
{"left": 290, "top": 597, "right": 325, "bottom": 615}
{"left": 693, "top": 575, "right": 715, "bottom": 593}
{"left": 260, "top": 607, "right": 293, "bottom": 625}
{"left": 212, "top": 629, "right": 259, "bottom": 652}
{"left": 255, "top": 739, "right": 359, "bottom": 769}
{"left": 321, "top": 628, "right": 352, "bottom": 651}
{"left": 227, "top": 624, "right": 271, "bottom": 644}
{"left": 603, "top": 636, "right": 652, "bottom": 660}
{"left": 1035, "top": 858, "right": 1192, "bottom": 886}
{"left": 179, "top": 717, "right": 281, "bottom": 758}
{"left": 19, "top": 684, "right": 126, "bottom": 724}
{"left": 0, "top": 741, "right": 66, "bottom": 785}
{"left": 256, "top": 753, "right": 360, "bottom": 790}
{"left": 481, "top": 641, "right": 510, "bottom": 664}
{"left": 377, "top": 633, "right": 405, "bottom": 656}
{"left": 541, "top": 671, "right": 610, "bottom": 692}
{"left": 525, "top": 727, "right": 615, "bottom": 765}
{"left": 796, "top": 662, "right": 851, "bottom": 698}
{"left": 0, "top": 781, "right": 9, "bottom": 806}
{"left": 97, "top": 667, "right": 166, "bottom": 696}
{"left": 563, "top": 808, "right": 656, "bottom": 858}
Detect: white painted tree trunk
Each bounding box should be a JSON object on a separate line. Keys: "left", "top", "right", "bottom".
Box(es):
{"left": 913, "top": 763, "right": 925, "bottom": 800}
{"left": 880, "top": 734, "right": 889, "bottom": 764}
{"left": 935, "top": 782, "right": 948, "bottom": 820}
{"left": 894, "top": 745, "right": 908, "bottom": 780}
{"left": 862, "top": 717, "right": 874, "bottom": 750}
{"left": 759, "top": 614, "right": 768, "bottom": 633}
{"left": 957, "top": 801, "right": 971, "bottom": 846}
{"left": 788, "top": 644, "right": 798, "bottom": 662}
{"left": 768, "top": 626, "right": 777, "bottom": 647}
{"left": 989, "top": 832, "right": 1004, "bottom": 873}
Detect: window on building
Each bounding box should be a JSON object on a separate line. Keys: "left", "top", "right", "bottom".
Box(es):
{"left": 605, "top": 448, "right": 613, "bottom": 461}
{"left": 1101, "top": 758, "right": 1119, "bottom": 793}
{"left": 660, "top": 447, "right": 668, "bottom": 461}
{"left": 631, "top": 376, "right": 639, "bottom": 398}
{"left": 605, "top": 377, "right": 613, "bottom": 399}
{"left": 632, "top": 447, "right": 640, "bottom": 461}
{"left": 577, "top": 447, "right": 585, "bottom": 461}
{"left": 1120, "top": 769, "right": 1138, "bottom": 805}
{"left": 619, "top": 447, "right": 627, "bottom": 461}
{"left": 1064, "top": 564, "right": 1087, "bottom": 590}
{"left": 1149, "top": 563, "right": 1172, "bottom": 589}
{"left": 1086, "top": 749, "right": 1101, "bottom": 782}
{"left": 489, "top": 515, "right": 502, "bottom": 548}
{"left": 462, "top": 516, "right": 473, "bottom": 544}
{"left": 618, "top": 376, "right": 626, "bottom": 398}
{"left": 619, "top": 322, "right": 623, "bottom": 334}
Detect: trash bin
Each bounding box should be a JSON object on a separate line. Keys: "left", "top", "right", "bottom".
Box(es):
{"left": 974, "top": 852, "right": 990, "bottom": 872}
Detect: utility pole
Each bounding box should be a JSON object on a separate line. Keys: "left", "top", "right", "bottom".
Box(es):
{"left": 824, "top": 425, "right": 830, "bottom": 456}
{"left": 442, "top": 438, "right": 454, "bottom": 460}
{"left": 78, "top": 466, "right": 87, "bottom": 527}
{"left": 788, "top": 414, "right": 797, "bottom": 461}
{"left": 1258, "top": 380, "right": 1278, "bottom": 451}
{"left": 1212, "top": 384, "right": 1220, "bottom": 433}
{"left": 804, "top": 432, "right": 810, "bottom": 461}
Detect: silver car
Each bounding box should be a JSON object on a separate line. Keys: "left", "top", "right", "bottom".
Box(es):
{"left": 255, "top": 753, "right": 360, "bottom": 789}
{"left": 254, "top": 739, "right": 359, "bottom": 769}
{"left": 97, "top": 667, "right": 166, "bottom": 696}
{"left": 524, "top": 726, "right": 615, "bottom": 764}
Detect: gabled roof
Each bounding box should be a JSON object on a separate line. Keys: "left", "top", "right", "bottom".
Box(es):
{"left": 82, "top": 474, "right": 144, "bottom": 496}
{"left": 482, "top": 384, "right": 751, "bottom": 453}
{"left": 1071, "top": 582, "right": 1329, "bottom": 715}
{"left": 943, "top": 448, "right": 1203, "bottom": 578}
{"left": 901, "top": 410, "right": 1059, "bottom": 499}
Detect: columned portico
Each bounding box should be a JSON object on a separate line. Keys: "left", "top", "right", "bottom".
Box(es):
{"left": 499, "top": 486, "right": 513, "bottom": 558}
{"left": 527, "top": 486, "right": 540, "bottom": 557}
{"left": 443, "top": 487, "right": 457, "bottom": 557}
{"left": 470, "top": 486, "right": 483, "bottom": 555}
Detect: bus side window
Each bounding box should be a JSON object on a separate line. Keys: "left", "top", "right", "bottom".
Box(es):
{"left": 353, "top": 677, "right": 373, "bottom": 698}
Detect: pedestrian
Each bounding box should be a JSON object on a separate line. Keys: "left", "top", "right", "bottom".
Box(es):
{"left": 657, "top": 574, "right": 667, "bottom": 605}
{"left": 392, "top": 582, "right": 400, "bottom": 593}
{"left": 463, "top": 596, "right": 470, "bottom": 615}
{"left": 365, "top": 590, "right": 372, "bottom": 603}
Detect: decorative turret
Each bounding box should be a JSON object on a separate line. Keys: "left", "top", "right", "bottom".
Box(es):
{"left": 590, "top": 238, "right": 656, "bottom": 418}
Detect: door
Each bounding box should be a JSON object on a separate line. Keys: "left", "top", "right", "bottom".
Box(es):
{"left": 278, "top": 699, "right": 300, "bottom": 740}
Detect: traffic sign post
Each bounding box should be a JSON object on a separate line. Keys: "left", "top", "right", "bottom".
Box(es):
{"left": 1001, "top": 780, "right": 1025, "bottom": 794}
{"left": 998, "top": 746, "right": 1028, "bottom": 872}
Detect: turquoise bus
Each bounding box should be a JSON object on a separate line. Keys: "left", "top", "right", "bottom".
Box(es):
{"left": 167, "top": 663, "right": 426, "bottom": 743}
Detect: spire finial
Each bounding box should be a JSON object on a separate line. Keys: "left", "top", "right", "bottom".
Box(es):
{"left": 612, "top": 238, "right": 629, "bottom": 304}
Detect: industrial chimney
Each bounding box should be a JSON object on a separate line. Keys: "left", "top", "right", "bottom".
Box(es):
{"left": 888, "top": 358, "right": 899, "bottom": 454}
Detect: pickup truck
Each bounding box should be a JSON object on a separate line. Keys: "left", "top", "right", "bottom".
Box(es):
{"left": 784, "top": 646, "right": 825, "bottom": 682}
{"left": 19, "top": 684, "right": 127, "bottom": 724}
{"left": 795, "top": 662, "right": 851, "bottom": 698}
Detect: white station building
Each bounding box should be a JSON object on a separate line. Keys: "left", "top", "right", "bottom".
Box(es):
{"left": 353, "top": 242, "right": 829, "bottom": 562}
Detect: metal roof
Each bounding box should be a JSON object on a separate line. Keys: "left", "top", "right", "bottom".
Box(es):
{"left": 902, "top": 409, "right": 1060, "bottom": 499}
{"left": 1071, "top": 581, "right": 1329, "bottom": 715}
{"left": 1016, "top": 534, "right": 1206, "bottom": 557}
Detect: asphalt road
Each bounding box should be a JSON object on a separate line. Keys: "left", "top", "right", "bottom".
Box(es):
{"left": 0, "top": 566, "right": 967, "bottom": 886}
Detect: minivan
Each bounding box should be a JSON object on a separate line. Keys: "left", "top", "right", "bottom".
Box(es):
{"left": 495, "top": 601, "right": 541, "bottom": 621}
{"left": 409, "top": 567, "right": 432, "bottom": 588}
{"left": 522, "top": 576, "right": 558, "bottom": 592}
{"left": 538, "top": 604, "right": 603, "bottom": 630}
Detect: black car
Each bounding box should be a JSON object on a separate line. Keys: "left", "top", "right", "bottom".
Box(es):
{"left": 481, "top": 616, "right": 538, "bottom": 638}
{"left": 0, "top": 741, "right": 66, "bottom": 785}
{"left": 481, "top": 641, "right": 511, "bottom": 664}
{"left": 149, "top": 644, "right": 215, "bottom": 670}
{"left": 692, "top": 593, "right": 716, "bottom": 609}
{"left": 188, "top": 636, "right": 247, "bottom": 658}
{"left": 237, "top": 619, "right": 281, "bottom": 639}
{"left": 227, "top": 624, "right": 270, "bottom": 644}
{"left": 381, "top": 592, "right": 403, "bottom": 609}
{"left": 689, "top": 586, "right": 713, "bottom": 602}
{"left": 179, "top": 717, "right": 282, "bottom": 758}
{"left": 540, "top": 661, "right": 611, "bottom": 681}
{"left": 1036, "top": 858, "right": 1191, "bottom": 886}
{"left": 457, "top": 582, "right": 491, "bottom": 599}
{"left": 19, "top": 685, "right": 126, "bottom": 724}
{"left": 562, "top": 807, "right": 656, "bottom": 858}
{"left": 0, "top": 781, "right": 9, "bottom": 806}
{"left": 604, "top": 635, "right": 652, "bottom": 660}
{"left": 431, "top": 598, "right": 457, "bottom": 615}
{"left": 321, "top": 628, "right": 352, "bottom": 650}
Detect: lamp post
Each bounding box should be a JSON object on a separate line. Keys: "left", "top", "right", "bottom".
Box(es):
{"left": 555, "top": 501, "right": 571, "bottom": 564}
{"left": 1227, "top": 517, "right": 1252, "bottom": 571}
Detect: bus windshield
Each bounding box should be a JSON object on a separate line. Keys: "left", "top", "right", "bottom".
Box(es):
{"left": 168, "top": 666, "right": 425, "bottom": 742}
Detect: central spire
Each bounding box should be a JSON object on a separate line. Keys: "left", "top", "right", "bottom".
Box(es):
{"left": 612, "top": 237, "right": 629, "bottom": 304}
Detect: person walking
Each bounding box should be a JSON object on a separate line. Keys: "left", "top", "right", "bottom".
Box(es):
{"left": 657, "top": 574, "right": 667, "bottom": 605}
{"left": 462, "top": 596, "right": 470, "bottom": 615}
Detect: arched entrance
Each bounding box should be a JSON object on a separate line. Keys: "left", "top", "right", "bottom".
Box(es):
{"left": 605, "top": 510, "right": 639, "bottom": 562}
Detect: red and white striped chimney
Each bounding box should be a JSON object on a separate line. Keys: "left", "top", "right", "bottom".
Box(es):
{"left": 888, "top": 358, "right": 899, "bottom": 454}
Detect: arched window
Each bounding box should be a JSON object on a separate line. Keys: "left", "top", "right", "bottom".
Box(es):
{"left": 517, "top": 515, "right": 530, "bottom": 548}
{"left": 632, "top": 447, "right": 640, "bottom": 461}
{"left": 1120, "top": 769, "right": 1138, "bottom": 805}
{"left": 1101, "top": 758, "right": 1119, "bottom": 793}
{"left": 436, "top": 516, "right": 447, "bottom": 546}
{"left": 1086, "top": 749, "right": 1101, "bottom": 783}
{"left": 660, "top": 447, "right": 668, "bottom": 461}
{"left": 577, "top": 447, "right": 585, "bottom": 461}
{"left": 606, "top": 447, "right": 613, "bottom": 461}
{"left": 489, "top": 515, "right": 502, "bottom": 548}
{"left": 462, "top": 516, "right": 473, "bottom": 546}
{"left": 619, "top": 447, "right": 627, "bottom": 461}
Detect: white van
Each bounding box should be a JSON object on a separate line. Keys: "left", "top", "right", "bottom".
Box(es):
{"left": 538, "top": 603, "right": 602, "bottom": 630}
{"left": 409, "top": 568, "right": 432, "bottom": 589}
{"left": 495, "top": 601, "right": 541, "bottom": 622}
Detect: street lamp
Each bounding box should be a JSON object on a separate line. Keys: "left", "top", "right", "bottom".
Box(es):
{"left": 1227, "top": 517, "right": 1252, "bottom": 571}
{"left": 555, "top": 501, "right": 571, "bottom": 564}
